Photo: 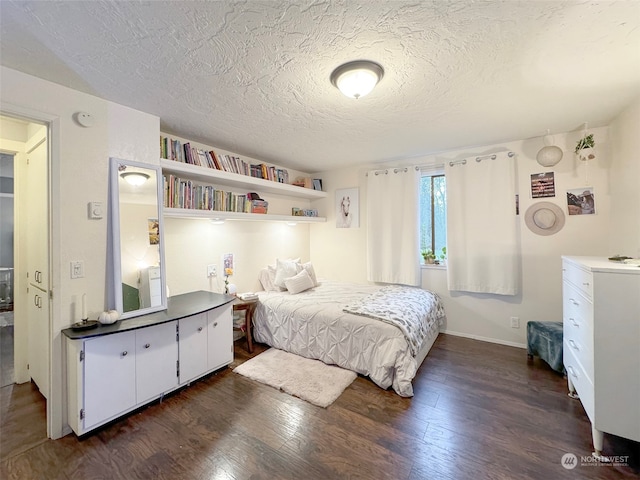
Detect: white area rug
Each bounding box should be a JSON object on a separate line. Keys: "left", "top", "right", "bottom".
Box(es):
{"left": 233, "top": 348, "right": 357, "bottom": 408}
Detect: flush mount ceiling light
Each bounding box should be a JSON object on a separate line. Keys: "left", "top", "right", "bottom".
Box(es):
{"left": 330, "top": 60, "right": 384, "bottom": 99}
{"left": 536, "top": 129, "right": 563, "bottom": 167}
{"left": 120, "top": 171, "right": 150, "bottom": 186}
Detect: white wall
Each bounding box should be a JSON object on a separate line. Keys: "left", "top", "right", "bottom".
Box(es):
{"left": 0, "top": 66, "right": 160, "bottom": 439}
{"left": 311, "top": 126, "right": 617, "bottom": 347}
{"left": 608, "top": 95, "right": 640, "bottom": 256}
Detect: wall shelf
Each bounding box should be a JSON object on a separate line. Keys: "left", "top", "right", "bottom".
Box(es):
{"left": 161, "top": 159, "right": 327, "bottom": 200}
{"left": 163, "top": 207, "right": 326, "bottom": 223}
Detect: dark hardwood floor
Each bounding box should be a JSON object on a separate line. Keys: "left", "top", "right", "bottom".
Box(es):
{"left": 1, "top": 334, "right": 638, "bottom": 479}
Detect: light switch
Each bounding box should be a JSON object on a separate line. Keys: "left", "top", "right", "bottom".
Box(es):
{"left": 88, "top": 202, "right": 103, "bottom": 219}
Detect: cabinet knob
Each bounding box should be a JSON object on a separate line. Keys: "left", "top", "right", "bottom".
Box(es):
{"left": 198, "top": 326, "right": 203, "bottom": 332}
{"left": 122, "top": 351, "right": 128, "bottom": 357}
{"left": 213, "top": 322, "right": 218, "bottom": 327}
{"left": 144, "top": 343, "right": 150, "bottom": 349}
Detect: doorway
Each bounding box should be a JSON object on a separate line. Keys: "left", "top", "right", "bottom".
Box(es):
{"left": 0, "top": 113, "right": 50, "bottom": 438}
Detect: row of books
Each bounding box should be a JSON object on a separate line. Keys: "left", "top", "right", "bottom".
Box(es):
{"left": 160, "top": 136, "right": 291, "bottom": 185}
{"left": 163, "top": 175, "right": 268, "bottom": 214}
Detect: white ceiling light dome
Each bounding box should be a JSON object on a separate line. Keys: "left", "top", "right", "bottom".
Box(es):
{"left": 330, "top": 60, "right": 384, "bottom": 99}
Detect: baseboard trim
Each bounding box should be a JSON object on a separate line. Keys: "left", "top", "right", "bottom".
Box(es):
{"left": 441, "top": 329, "right": 526, "bottom": 349}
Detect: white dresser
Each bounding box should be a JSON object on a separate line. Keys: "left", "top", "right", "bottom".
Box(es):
{"left": 562, "top": 256, "right": 640, "bottom": 457}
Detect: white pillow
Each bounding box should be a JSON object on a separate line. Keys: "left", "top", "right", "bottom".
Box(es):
{"left": 273, "top": 258, "right": 300, "bottom": 288}
{"left": 300, "top": 261, "right": 318, "bottom": 287}
{"left": 284, "top": 269, "right": 315, "bottom": 294}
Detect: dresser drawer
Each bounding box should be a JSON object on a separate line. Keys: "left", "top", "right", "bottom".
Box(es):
{"left": 562, "top": 282, "right": 593, "bottom": 328}
{"left": 563, "top": 318, "right": 593, "bottom": 382}
{"left": 562, "top": 260, "right": 593, "bottom": 300}
{"left": 564, "top": 343, "right": 595, "bottom": 422}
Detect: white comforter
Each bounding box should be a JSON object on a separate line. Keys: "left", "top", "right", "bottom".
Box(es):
{"left": 253, "top": 281, "right": 443, "bottom": 397}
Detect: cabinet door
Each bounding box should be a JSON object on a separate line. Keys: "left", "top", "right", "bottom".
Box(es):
{"left": 27, "top": 287, "right": 49, "bottom": 398}
{"left": 136, "top": 321, "right": 178, "bottom": 403}
{"left": 178, "top": 313, "right": 209, "bottom": 384}
{"left": 208, "top": 304, "right": 233, "bottom": 371}
{"left": 25, "top": 133, "right": 48, "bottom": 289}
{"left": 84, "top": 331, "right": 136, "bottom": 429}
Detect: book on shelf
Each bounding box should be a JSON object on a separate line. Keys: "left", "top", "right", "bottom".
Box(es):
{"left": 312, "top": 179, "right": 323, "bottom": 191}
{"left": 161, "top": 135, "right": 297, "bottom": 187}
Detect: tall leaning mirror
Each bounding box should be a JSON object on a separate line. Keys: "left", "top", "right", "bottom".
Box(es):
{"left": 109, "top": 157, "right": 167, "bottom": 319}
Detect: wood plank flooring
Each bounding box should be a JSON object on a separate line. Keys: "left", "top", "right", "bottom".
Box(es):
{"left": 1, "top": 334, "right": 638, "bottom": 479}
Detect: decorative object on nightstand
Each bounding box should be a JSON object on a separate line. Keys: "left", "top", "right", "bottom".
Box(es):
{"left": 233, "top": 297, "right": 258, "bottom": 353}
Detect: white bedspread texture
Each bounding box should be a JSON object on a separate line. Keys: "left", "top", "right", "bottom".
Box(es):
{"left": 253, "top": 281, "right": 444, "bottom": 397}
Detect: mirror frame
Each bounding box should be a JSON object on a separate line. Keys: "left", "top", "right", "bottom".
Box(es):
{"left": 108, "top": 157, "right": 167, "bottom": 319}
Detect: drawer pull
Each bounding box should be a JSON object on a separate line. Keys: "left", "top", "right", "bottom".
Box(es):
{"left": 568, "top": 339, "right": 579, "bottom": 351}
{"left": 570, "top": 298, "right": 579, "bottom": 306}
{"left": 569, "top": 318, "right": 579, "bottom": 327}
{"left": 198, "top": 326, "right": 203, "bottom": 332}
{"left": 144, "top": 343, "right": 151, "bottom": 349}
{"left": 582, "top": 282, "right": 590, "bottom": 286}
{"left": 567, "top": 365, "right": 578, "bottom": 378}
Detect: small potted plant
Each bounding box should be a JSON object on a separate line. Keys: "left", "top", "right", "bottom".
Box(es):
{"left": 574, "top": 133, "right": 595, "bottom": 162}
{"left": 422, "top": 248, "right": 436, "bottom": 264}
{"left": 439, "top": 247, "right": 447, "bottom": 265}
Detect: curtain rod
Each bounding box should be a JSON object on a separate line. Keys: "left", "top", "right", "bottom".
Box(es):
{"left": 366, "top": 151, "right": 515, "bottom": 175}
{"left": 448, "top": 151, "right": 515, "bottom": 167}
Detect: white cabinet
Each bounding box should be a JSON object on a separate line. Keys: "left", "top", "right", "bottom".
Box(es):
{"left": 208, "top": 304, "right": 233, "bottom": 371}
{"left": 65, "top": 293, "right": 234, "bottom": 436}
{"left": 178, "top": 304, "right": 233, "bottom": 384}
{"left": 562, "top": 256, "right": 640, "bottom": 458}
{"left": 178, "top": 312, "right": 209, "bottom": 384}
{"left": 135, "top": 321, "right": 179, "bottom": 403}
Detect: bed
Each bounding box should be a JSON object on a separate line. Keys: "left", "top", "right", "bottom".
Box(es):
{"left": 252, "top": 262, "right": 445, "bottom": 397}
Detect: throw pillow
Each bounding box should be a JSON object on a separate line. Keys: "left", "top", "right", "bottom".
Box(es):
{"left": 284, "top": 269, "right": 315, "bottom": 294}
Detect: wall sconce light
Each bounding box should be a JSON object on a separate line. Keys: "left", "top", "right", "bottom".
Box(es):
{"left": 330, "top": 60, "right": 384, "bottom": 99}
{"left": 120, "top": 171, "right": 150, "bottom": 186}
{"left": 536, "top": 129, "right": 563, "bottom": 167}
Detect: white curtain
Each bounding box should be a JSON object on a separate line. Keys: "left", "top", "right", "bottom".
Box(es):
{"left": 445, "top": 152, "right": 518, "bottom": 295}
{"left": 366, "top": 167, "right": 421, "bottom": 286}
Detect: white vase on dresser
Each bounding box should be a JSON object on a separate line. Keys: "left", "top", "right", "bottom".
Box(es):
{"left": 562, "top": 256, "right": 640, "bottom": 459}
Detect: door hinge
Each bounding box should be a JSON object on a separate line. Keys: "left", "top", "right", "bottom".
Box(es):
{"left": 80, "top": 409, "right": 85, "bottom": 420}
{"left": 176, "top": 360, "right": 179, "bottom": 378}
{"left": 80, "top": 350, "right": 85, "bottom": 362}
{"left": 176, "top": 324, "right": 179, "bottom": 341}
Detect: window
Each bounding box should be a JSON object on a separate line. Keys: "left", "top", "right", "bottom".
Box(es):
{"left": 419, "top": 172, "right": 447, "bottom": 262}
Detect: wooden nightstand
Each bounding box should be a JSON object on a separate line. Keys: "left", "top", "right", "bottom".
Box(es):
{"left": 233, "top": 298, "right": 258, "bottom": 353}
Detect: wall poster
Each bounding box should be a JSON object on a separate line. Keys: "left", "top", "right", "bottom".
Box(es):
{"left": 336, "top": 187, "right": 359, "bottom": 228}
{"left": 531, "top": 172, "right": 555, "bottom": 198}
{"left": 566, "top": 187, "right": 596, "bottom": 215}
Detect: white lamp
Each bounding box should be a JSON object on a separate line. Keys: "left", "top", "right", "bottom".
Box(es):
{"left": 330, "top": 60, "right": 384, "bottom": 99}
{"left": 536, "top": 130, "right": 563, "bottom": 167}
{"left": 120, "top": 171, "right": 150, "bottom": 186}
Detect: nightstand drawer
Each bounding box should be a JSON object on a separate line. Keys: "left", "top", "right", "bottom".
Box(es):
{"left": 563, "top": 260, "right": 593, "bottom": 300}
{"left": 564, "top": 343, "right": 594, "bottom": 422}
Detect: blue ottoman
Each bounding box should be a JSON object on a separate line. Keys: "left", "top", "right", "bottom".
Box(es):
{"left": 526, "top": 321, "right": 564, "bottom": 374}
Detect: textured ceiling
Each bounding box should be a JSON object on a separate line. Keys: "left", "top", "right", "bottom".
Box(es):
{"left": 1, "top": 1, "right": 639, "bottom": 172}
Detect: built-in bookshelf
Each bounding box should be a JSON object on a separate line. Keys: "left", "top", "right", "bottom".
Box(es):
{"left": 160, "top": 135, "right": 327, "bottom": 223}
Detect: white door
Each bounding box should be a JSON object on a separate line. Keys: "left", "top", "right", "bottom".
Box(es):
{"left": 25, "top": 132, "right": 49, "bottom": 397}
{"left": 83, "top": 331, "right": 136, "bottom": 429}
{"left": 207, "top": 304, "right": 233, "bottom": 371}
{"left": 136, "top": 321, "right": 178, "bottom": 403}
{"left": 178, "top": 313, "right": 208, "bottom": 384}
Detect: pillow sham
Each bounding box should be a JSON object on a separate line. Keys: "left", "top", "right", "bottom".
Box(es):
{"left": 300, "top": 261, "right": 318, "bottom": 287}
{"left": 284, "top": 269, "right": 315, "bottom": 294}
{"left": 273, "top": 258, "right": 300, "bottom": 288}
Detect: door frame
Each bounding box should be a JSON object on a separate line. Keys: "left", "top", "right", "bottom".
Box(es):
{"left": 0, "top": 103, "right": 61, "bottom": 439}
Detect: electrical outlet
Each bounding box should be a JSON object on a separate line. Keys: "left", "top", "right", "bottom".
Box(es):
{"left": 71, "top": 261, "right": 84, "bottom": 279}
{"left": 510, "top": 316, "right": 520, "bottom": 328}
{"left": 207, "top": 264, "right": 217, "bottom": 277}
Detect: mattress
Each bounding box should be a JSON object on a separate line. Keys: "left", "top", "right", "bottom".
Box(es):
{"left": 252, "top": 281, "right": 444, "bottom": 397}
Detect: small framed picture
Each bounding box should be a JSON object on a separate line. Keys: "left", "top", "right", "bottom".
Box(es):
{"left": 336, "top": 188, "right": 359, "bottom": 228}
{"left": 566, "top": 187, "right": 596, "bottom": 215}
